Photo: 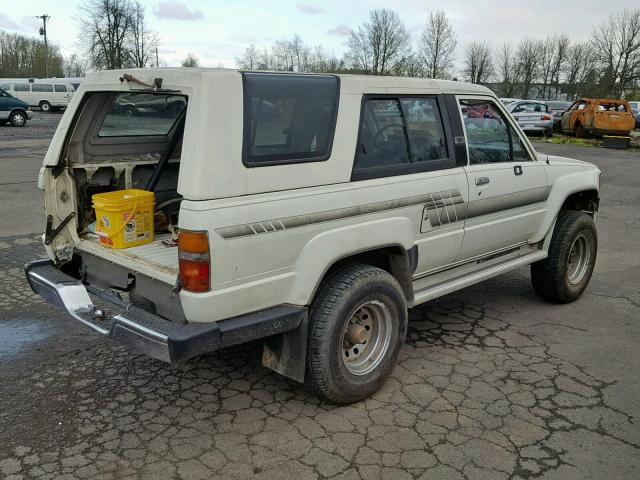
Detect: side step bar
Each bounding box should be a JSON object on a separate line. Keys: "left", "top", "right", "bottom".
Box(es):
{"left": 25, "top": 260, "right": 306, "bottom": 364}
{"left": 413, "top": 250, "right": 547, "bottom": 305}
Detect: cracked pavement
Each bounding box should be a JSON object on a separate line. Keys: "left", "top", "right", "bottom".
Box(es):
{"left": 1, "top": 119, "right": 639, "bottom": 479}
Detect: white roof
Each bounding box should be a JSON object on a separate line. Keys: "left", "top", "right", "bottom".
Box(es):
{"left": 81, "top": 67, "right": 494, "bottom": 96}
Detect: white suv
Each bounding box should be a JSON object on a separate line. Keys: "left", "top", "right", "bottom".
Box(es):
{"left": 26, "top": 69, "right": 600, "bottom": 403}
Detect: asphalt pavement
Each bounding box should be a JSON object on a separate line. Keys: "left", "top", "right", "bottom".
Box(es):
{"left": 0, "top": 114, "right": 639, "bottom": 479}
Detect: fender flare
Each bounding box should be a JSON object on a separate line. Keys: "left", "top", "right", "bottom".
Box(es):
{"left": 532, "top": 172, "right": 599, "bottom": 243}
{"left": 289, "top": 216, "right": 414, "bottom": 305}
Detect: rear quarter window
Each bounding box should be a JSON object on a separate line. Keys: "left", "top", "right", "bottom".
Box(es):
{"left": 242, "top": 73, "right": 339, "bottom": 166}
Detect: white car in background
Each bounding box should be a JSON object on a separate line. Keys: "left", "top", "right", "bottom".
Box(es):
{"left": 506, "top": 99, "right": 554, "bottom": 137}
{"left": 0, "top": 80, "right": 75, "bottom": 112}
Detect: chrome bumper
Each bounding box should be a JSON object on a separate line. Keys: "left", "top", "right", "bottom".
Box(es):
{"left": 25, "top": 260, "right": 306, "bottom": 364}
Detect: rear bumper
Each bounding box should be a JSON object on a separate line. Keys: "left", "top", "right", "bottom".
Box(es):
{"left": 25, "top": 260, "right": 306, "bottom": 364}
{"left": 591, "top": 128, "right": 632, "bottom": 136}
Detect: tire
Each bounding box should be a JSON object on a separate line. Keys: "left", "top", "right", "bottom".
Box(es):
{"left": 39, "top": 101, "right": 52, "bottom": 112}
{"left": 305, "top": 263, "right": 407, "bottom": 404}
{"left": 531, "top": 210, "right": 597, "bottom": 303}
{"left": 574, "top": 122, "right": 586, "bottom": 138}
{"left": 9, "top": 111, "right": 27, "bottom": 127}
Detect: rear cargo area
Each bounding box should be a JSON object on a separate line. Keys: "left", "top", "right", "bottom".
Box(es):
{"left": 62, "top": 90, "right": 186, "bottom": 279}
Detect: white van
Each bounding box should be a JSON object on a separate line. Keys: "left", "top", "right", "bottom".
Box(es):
{"left": 0, "top": 80, "right": 75, "bottom": 112}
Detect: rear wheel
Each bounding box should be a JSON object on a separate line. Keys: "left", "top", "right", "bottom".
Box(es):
{"left": 305, "top": 264, "right": 407, "bottom": 404}
{"left": 531, "top": 210, "right": 597, "bottom": 303}
{"left": 574, "top": 122, "right": 586, "bottom": 138}
{"left": 39, "top": 101, "right": 52, "bottom": 112}
{"left": 9, "top": 111, "right": 27, "bottom": 127}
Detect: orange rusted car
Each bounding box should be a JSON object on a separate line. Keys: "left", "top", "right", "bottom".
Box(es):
{"left": 561, "top": 98, "right": 635, "bottom": 137}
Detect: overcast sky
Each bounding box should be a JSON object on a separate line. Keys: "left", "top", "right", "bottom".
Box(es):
{"left": 2, "top": 0, "right": 639, "bottom": 68}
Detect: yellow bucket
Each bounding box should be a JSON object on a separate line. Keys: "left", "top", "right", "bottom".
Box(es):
{"left": 92, "top": 189, "right": 155, "bottom": 249}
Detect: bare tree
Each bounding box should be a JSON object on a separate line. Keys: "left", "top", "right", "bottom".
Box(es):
{"left": 181, "top": 54, "right": 199, "bottom": 68}
{"left": 288, "top": 34, "right": 310, "bottom": 72}
{"left": 236, "top": 44, "right": 260, "bottom": 70}
{"left": 463, "top": 41, "right": 493, "bottom": 84}
{"left": 516, "top": 38, "right": 541, "bottom": 98}
{"left": 346, "top": 9, "right": 410, "bottom": 75}
{"left": 419, "top": 10, "right": 457, "bottom": 79}
{"left": 564, "top": 42, "right": 597, "bottom": 98}
{"left": 537, "top": 35, "right": 569, "bottom": 99}
{"left": 78, "top": 0, "right": 134, "bottom": 70}
{"left": 549, "top": 35, "right": 570, "bottom": 98}
{"left": 63, "top": 54, "right": 88, "bottom": 77}
{"left": 128, "top": 1, "right": 159, "bottom": 67}
{"left": 591, "top": 8, "right": 640, "bottom": 97}
{"left": 495, "top": 42, "right": 519, "bottom": 97}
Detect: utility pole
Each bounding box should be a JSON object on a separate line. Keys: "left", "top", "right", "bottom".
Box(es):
{"left": 155, "top": 47, "right": 159, "bottom": 68}
{"left": 36, "top": 14, "right": 50, "bottom": 78}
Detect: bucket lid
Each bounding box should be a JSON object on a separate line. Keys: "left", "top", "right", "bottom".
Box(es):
{"left": 92, "top": 189, "right": 155, "bottom": 208}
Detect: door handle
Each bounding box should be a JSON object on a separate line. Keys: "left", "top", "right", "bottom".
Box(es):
{"left": 514, "top": 165, "right": 523, "bottom": 176}
{"left": 475, "top": 177, "right": 490, "bottom": 186}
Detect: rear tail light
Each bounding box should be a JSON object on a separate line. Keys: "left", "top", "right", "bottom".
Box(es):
{"left": 178, "top": 230, "right": 210, "bottom": 293}
{"left": 542, "top": 114, "right": 552, "bottom": 121}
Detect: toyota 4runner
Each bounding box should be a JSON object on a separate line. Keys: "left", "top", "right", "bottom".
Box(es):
{"left": 25, "top": 69, "right": 600, "bottom": 403}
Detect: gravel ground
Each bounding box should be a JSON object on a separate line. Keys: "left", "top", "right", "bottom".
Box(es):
{"left": 0, "top": 116, "right": 639, "bottom": 479}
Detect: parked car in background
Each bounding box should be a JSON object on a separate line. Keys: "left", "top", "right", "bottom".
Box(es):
{"left": 628, "top": 101, "right": 639, "bottom": 113}
{"left": 506, "top": 100, "right": 553, "bottom": 136}
{"left": 0, "top": 87, "right": 30, "bottom": 127}
{"left": 0, "top": 80, "right": 75, "bottom": 112}
{"left": 543, "top": 100, "right": 572, "bottom": 131}
{"left": 500, "top": 97, "right": 520, "bottom": 105}
{"left": 561, "top": 98, "right": 635, "bottom": 137}
{"left": 633, "top": 109, "right": 640, "bottom": 129}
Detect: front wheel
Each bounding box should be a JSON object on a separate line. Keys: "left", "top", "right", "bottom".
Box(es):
{"left": 305, "top": 264, "right": 407, "bottom": 404}
{"left": 531, "top": 210, "right": 597, "bottom": 303}
{"left": 39, "top": 101, "right": 52, "bottom": 112}
{"left": 9, "top": 111, "right": 27, "bottom": 127}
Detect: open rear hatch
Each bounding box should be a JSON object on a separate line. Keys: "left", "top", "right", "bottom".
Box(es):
{"left": 47, "top": 89, "right": 188, "bottom": 320}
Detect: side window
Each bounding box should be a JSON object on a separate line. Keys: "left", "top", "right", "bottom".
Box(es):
{"left": 1, "top": 83, "right": 10, "bottom": 90}
{"left": 353, "top": 96, "right": 452, "bottom": 179}
{"left": 356, "top": 99, "right": 410, "bottom": 170}
{"left": 459, "top": 99, "right": 530, "bottom": 164}
{"left": 32, "top": 84, "right": 53, "bottom": 92}
{"left": 401, "top": 98, "right": 448, "bottom": 163}
{"left": 54, "top": 84, "right": 67, "bottom": 93}
{"left": 13, "top": 84, "right": 30, "bottom": 92}
{"left": 243, "top": 73, "right": 339, "bottom": 166}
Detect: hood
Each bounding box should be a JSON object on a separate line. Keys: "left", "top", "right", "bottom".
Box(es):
{"left": 537, "top": 153, "right": 599, "bottom": 169}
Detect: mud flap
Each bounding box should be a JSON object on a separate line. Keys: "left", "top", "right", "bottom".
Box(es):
{"left": 262, "top": 312, "right": 308, "bottom": 383}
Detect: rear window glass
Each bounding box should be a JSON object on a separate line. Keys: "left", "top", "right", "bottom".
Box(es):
{"left": 32, "top": 84, "right": 53, "bottom": 92}
{"left": 243, "top": 73, "right": 339, "bottom": 166}
{"left": 14, "top": 84, "right": 30, "bottom": 92}
{"left": 54, "top": 84, "right": 67, "bottom": 92}
{"left": 98, "top": 93, "right": 187, "bottom": 137}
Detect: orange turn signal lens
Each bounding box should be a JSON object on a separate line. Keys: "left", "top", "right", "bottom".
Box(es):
{"left": 178, "top": 230, "right": 209, "bottom": 254}
{"left": 178, "top": 230, "right": 210, "bottom": 293}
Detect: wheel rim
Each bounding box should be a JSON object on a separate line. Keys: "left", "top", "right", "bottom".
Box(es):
{"left": 42, "top": 103, "right": 50, "bottom": 111}
{"left": 567, "top": 233, "right": 590, "bottom": 285}
{"left": 341, "top": 300, "right": 392, "bottom": 376}
{"left": 12, "top": 114, "right": 25, "bottom": 126}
